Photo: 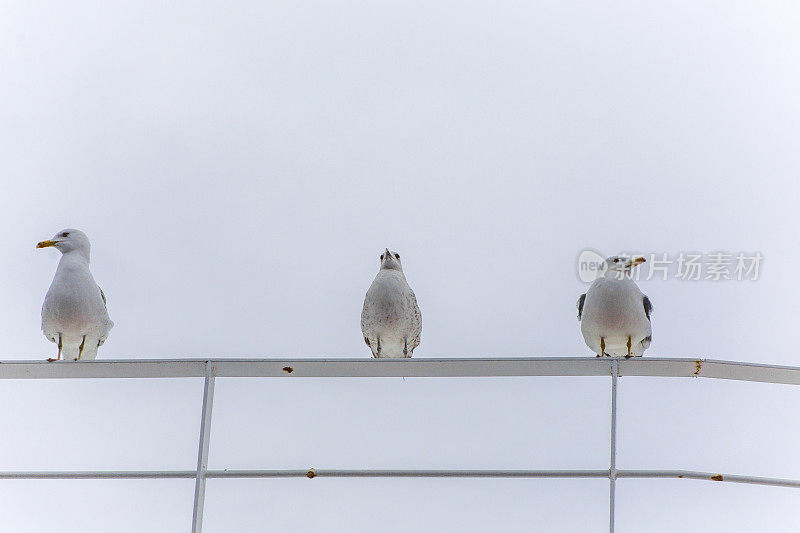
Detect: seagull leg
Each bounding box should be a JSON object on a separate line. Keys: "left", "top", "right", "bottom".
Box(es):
{"left": 403, "top": 338, "right": 408, "bottom": 357}
{"left": 626, "top": 336, "right": 632, "bottom": 358}
{"left": 600, "top": 337, "right": 606, "bottom": 357}
{"left": 48, "top": 334, "right": 63, "bottom": 362}
{"left": 76, "top": 335, "right": 86, "bottom": 361}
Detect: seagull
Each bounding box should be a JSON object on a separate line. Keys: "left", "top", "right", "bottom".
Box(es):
{"left": 361, "top": 249, "right": 422, "bottom": 358}
{"left": 37, "top": 229, "right": 114, "bottom": 361}
{"left": 577, "top": 255, "right": 652, "bottom": 357}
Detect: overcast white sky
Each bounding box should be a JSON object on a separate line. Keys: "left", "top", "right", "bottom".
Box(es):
{"left": 1, "top": 1, "right": 800, "bottom": 531}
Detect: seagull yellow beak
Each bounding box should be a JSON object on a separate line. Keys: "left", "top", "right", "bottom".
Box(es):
{"left": 631, "top": 256, "right": 646, "bottom": 266}
{"left": 37, "top": 240, "right": 57, "bottom": 248}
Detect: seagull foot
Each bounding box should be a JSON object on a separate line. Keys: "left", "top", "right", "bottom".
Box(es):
{"left": 47, "top": 357, "right": 58, "bottom": 362}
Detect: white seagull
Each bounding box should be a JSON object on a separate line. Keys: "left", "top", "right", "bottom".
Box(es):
{"left": 577, "top": 256, "right": 652, "bottom": 357}
{"left": 361, "top": 249, "right": 422, "bottom": 358}
{"left": 37, "top": 229, "right": 114, "bottom": 361}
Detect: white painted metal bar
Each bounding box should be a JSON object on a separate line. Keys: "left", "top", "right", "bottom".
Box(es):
{"left": 617, "top": 470, "right": 800, "bottom": 489}
{"left": 0, "top": 471, "right": 196, "bottom": 479}
{"left": 609, "top": 359, "right": 618, "bottom": 533}
{"left": 0, "top": 357, "right": 609, "bottom": 379}
{"left": 205, "top": 469, "right": 610, "bottom": 479}
{"left": 2, "top": 357, "right": 800, "bottom": 384}
{"left": 3, "top": 356, "right": 800, "bottom": 531}
{"left": 3, "top": 469, "right": 800, "bottom": 488}
{"left": 191, "top": 362, "right": 216, "bottom": 533}
{"left": 0, "top": 469, "right": 619, "bottom": 480}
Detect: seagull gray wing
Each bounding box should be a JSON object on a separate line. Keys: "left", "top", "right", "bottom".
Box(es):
{"left": 407, "top": 288, "right": 422, "bottom": 351}
{"left": 97, "top": 287, "right": 113, "bottom": 347}
{"left": 642, "top": 296, "right": 653, "bottom": 321}
{"left": 577, "top": 293, "right": 586, "bottom": 320}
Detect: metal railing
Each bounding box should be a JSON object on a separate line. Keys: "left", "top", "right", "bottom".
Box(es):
{"left": 2, "top": 356, "right": 800, "bottom": 532}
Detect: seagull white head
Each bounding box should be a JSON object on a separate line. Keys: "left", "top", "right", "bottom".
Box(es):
{"left": 37, "top": 229, "right": 91, "bottom": 261}
{"left": 603, "top": 255, "right": 646, "bottom": 278}
{"left": 379, "top": 248, "right": 403, "bottom": 272}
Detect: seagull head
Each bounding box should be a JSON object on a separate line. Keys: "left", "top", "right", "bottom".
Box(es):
{"left": 603, "top": 255, "right": 646, "bottom": 278}
{"left": 379, "top": 248, "right": 403, "bottom": 272}
{"left": 37, "top": 229, "right": 91, "bottom": 261}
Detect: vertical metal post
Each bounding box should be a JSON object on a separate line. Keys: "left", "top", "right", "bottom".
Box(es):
{"left": 192, "top": 361, "right": 216, "bottom": 533}
{"left": 609, "top": 358, "right": 619, "bottom": 533}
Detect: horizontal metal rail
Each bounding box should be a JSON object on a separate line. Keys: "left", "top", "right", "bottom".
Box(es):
{"left": 617, "top": 470, "right": 800, "bottom": 489}
{"left": 2, "top": 356, "right": 798, "bottom": 532}
{"left": 1, "top": 357, "right": 800, "bottom": 384}
{"left": 0, "top": 471, "right": 196, "bottom": 479}
{"left": 0, "top": 469, "right": 608, "bottom": 480}
{"left": 3, "top": 469, "right": 799, "bottom": 488}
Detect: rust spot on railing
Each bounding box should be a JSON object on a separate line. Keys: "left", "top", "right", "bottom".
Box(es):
{"left": 711, "top": 474, "right": 723, "bottom": 481}
{"left": 306, "top": 468, "right": 316, "bottom": 479}
{"left": 694, "top": 361, "right": 703, "bottom": 376}
{"left": 282, "top": 366, "right": 294, "bottom": 374}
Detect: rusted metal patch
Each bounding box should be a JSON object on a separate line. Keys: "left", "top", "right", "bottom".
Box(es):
{"left": 306, "top": 468, "right": 316, "bottom": 479}
{"left": 282, "top": 366, "right": 294, "bottom": 374}
{"left": 711, "top": 474, "right": 723, "bottom": 481}
{"left": 694, "top": 361, "right": 703, "bottom": 376}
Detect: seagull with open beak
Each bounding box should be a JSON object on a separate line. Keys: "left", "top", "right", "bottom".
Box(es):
{"left": 361, "top": 248, "right": 422, "bottom": 358}
{"left": 577, "top": 255, "right": 653, "bottom": 357}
